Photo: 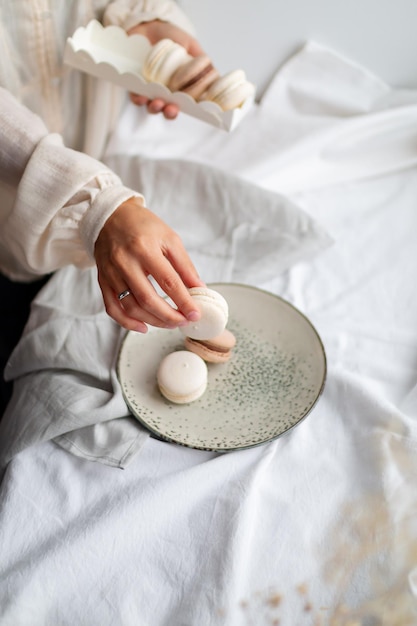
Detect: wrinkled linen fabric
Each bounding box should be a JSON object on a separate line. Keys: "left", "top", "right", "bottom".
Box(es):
{"left": 2, "top": 41, "right": 417, "bottom": 625}
{"left": 106, "top": 40, "right": 417, "bottom": 193}
{"left": 0, "top": 162, "right": 331, "bottom": 469}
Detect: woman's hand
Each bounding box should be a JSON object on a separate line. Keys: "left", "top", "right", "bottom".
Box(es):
{"left": 94, "top": 196, "right": 204, "bottom": 332}
{"left": 128, "top": 20, "right": 205, "bottom": 119}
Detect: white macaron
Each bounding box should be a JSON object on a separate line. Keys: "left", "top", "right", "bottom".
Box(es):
{"left": 142, "top": 38, "right": 191, "bottom": 85}
{"left": 180, "top": 287, "right": 229, "bottom": 340}
{"left": 201, "top": 69, "right": 255, "bottom": 110}
{"left": 157, "top": 350, "right": 208, "bottom": 404}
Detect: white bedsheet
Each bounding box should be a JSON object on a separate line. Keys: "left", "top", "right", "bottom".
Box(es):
{"left": 2, "top": 42, "right": 417, "bottom": 625}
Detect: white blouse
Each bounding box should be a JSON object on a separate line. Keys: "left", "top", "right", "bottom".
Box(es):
{"left": 0, "top": 0, "right": 195, "bottom": 280}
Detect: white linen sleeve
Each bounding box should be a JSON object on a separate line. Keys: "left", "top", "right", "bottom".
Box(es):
{"left": 0, "top": 87, "right": 142, "bottom": 281}
{"left": 103, "top": 0, "right": 196, "bottom": 35}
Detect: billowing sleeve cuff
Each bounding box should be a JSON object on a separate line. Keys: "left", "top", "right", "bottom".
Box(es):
{"left": 103, "top": 0, "right": 196, "bottom": 35}
{"left": 1, "top": 133, "right": 143, "bottom": 278}
{"left": 79, "top": 179, "right": 141, "bottom": 260}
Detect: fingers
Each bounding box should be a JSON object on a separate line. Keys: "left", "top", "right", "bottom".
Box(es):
{"left": 146, "top": 99, "right": 179, "bottom": 119}
{"left": 95, "top": 199, "right": 205, "bottom": 332}
{"left": 128, "top": 21, "right": 205, "bottom": 58}
{"left": 98, "top": 271, "right": 182, "bottom": 333}
{"left": 161, "top": 103, "right": 180, "bottom": 119}
{"left": 98, "top": 259, "right": 198, "bottom": 332}
{"left": 127, "top": 20, "right": 204, "bottom": 121}
{"left": 186, "top": 38, "right": 205, "bottom": 57}
{"left": 139, "top": 253, "right": 203, "bottom": 322}
{"left": 100, "top": 280, "right": 182, "bottom": 334}
{"left": 100, "top": 281, "right": 148, "bottom": 333}
{"left": 129, "top": 94, "right": 180, "bottom": 119}
{"left": 129, "top": 94, "right": 149, "bottom": 107}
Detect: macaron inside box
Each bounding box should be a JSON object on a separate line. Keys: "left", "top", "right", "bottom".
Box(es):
{"left": 142, "top": 39, "right": 254, "bottom": 111}
{"left": 200, "top": 69, "right": 256, "bottom": 112}
{"left": 142, "top": 38, "right": 191, "bottom": 84}
{"left": 168, "top": 55, "right": 219, "bottom": 100}
{"left": 64, "top": 21, "right": 256, "bottom": 130}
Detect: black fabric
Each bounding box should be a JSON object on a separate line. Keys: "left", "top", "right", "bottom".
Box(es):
{"left": 0, "top": 273, "right": 50, "bottom": 417}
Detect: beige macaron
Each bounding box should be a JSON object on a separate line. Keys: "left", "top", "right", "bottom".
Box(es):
{"left": 184, "top": 329, "right": 236, "bottom": 363}
{"left": 168, "top": 55, "right": 219, "bottom": 100}
{"left": 200, "top": 69, "right": 255, "bottom": 110}
{"left": 142, "top": 38, "right": 191, "bottom": 85}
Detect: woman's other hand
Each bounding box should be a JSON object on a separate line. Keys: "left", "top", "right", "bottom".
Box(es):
{"left": 127, "top": 20, "right": 204, "bottom": 119}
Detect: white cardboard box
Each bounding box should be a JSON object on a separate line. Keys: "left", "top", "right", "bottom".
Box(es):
{"left": 64, "top": 20, "right": 255, "bottom": 131}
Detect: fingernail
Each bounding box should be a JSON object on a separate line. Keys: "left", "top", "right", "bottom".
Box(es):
{"left": 187, "top": 310, "right": 200, "bottom": 322}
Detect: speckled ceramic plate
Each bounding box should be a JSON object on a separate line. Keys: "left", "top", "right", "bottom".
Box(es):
{"left": 117, "top": 283, "right": 326, "bottom": 451}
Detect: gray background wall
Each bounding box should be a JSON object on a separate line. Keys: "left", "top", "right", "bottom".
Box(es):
{"left": 178, "top": 0, "right": 417, "bottom": 97}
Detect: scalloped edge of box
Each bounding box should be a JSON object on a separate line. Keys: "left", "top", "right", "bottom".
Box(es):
{"left": 64, "top": 20, "right": 255, "bottom": 131}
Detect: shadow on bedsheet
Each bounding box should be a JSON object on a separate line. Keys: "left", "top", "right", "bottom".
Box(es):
{"left": 0, "top": 273, "right": 50, "bottom": 418}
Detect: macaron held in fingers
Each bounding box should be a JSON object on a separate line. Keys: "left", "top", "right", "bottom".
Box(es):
{"left": 180, "top": 287, "right": 229, "bottom": 340}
